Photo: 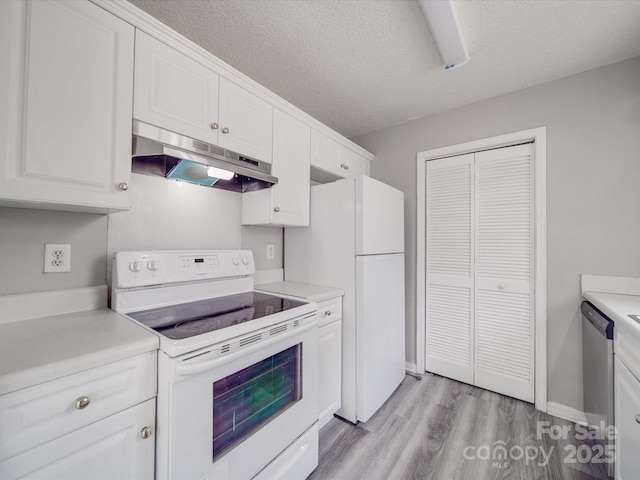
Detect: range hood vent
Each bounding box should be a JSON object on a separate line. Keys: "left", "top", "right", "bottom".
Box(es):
{"left": 132, "top": 120, "right": 277, "bottom": 193}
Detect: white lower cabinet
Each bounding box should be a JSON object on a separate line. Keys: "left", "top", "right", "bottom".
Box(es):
{"left": 0, "top": 399, "right": 155, "bottom": 480}
{"left": 0, "top": 352, "right": 157, "bottom": 479}
{"left": 317, "top": 297, "right": 343, "bottom": 428}
{"left": 615, "top": 355, "right": 640, "bottom": 479}
{"left": 0, "top": 0, "right": 134, "bottom": 213}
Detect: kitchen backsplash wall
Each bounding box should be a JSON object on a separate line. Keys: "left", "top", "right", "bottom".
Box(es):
{"left": 0, "top": 207, "right": 108, "bottom": 295}
{"left": 107, "top": 173, "right": 284, "bottom": 282}
{"left": 241, "top": 226, "right": 283, "bottom": 271}
{"left": 107, "top": 173, "right": 241, "bottom": 258}
{"left": 352, "top": 56, "right": 640, "bottom": 414}
{"left": 0, "top": 172, "right": 284, "bottom": 295}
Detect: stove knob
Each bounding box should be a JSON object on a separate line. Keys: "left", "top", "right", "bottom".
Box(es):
{"left": 128, "top": 261, "right": 141, "bottom": 273}
{"left": 242, "top": 256, "right": 250, "bottom": 265}
{"left": 147, "top": 260, "right": 159, "bottom": 271}
{"left": 232, "top": 256, "right": 241, "bottom": 266}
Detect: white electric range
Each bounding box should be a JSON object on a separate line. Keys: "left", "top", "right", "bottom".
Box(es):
{"left": 111, "top": 250, "right": 319, "bottom": 480}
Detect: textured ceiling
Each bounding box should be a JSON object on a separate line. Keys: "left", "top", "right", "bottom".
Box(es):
{"left": 127, "top": 0, "right": 640, "bottom": 138}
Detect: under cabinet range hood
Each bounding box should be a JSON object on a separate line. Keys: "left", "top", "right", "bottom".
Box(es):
{"left": 132, "top": 120, "right": 277, "bottom": 193}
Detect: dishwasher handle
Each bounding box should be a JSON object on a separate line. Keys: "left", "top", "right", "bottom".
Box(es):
{"left": 581, "top": 301, "right": 614, "bottom": 339}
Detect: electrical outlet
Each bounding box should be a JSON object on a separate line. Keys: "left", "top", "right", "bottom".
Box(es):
{"left": 266, "top": 244, "right": 275, "bottom": 260}
{"left": 44, "top": 244, "right": 71, "bottom": 273}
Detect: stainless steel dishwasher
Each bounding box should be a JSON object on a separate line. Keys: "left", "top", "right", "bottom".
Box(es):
{"left": 581, "top": 300, "right": 614, "bottom": 478}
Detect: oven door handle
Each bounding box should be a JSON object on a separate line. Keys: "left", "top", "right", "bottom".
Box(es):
{"left": 175, "top": 319, "right": 317, "bottom": 377}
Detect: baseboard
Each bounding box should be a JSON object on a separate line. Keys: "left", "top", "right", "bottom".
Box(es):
{"left": 405, "top": 361, "right": 417, "bottom": 374}
{"left": 546, "top": 401, "right": 587, "bottom": 425}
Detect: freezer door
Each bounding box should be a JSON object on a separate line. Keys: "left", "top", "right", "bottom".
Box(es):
{"left": 356, "top": 253, "right": 406, "bottom": 422}
{"left": 355, "top": 176, "right": 404, "bottom": 255}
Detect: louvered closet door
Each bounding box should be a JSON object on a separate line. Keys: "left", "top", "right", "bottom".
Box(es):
{"left": 474, "top": 144, "right": 534, "bottom": 403}
{"left": 425, "top": 154, "right": 474, "bottom": 384}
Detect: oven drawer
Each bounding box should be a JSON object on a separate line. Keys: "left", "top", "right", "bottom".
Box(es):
{"left": 0, "top": 352, "right": 156, "bottom": 461}
{"left": 317, "top": 297, "right": 342, "bottom": 328}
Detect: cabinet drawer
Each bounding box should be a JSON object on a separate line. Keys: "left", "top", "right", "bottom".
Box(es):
{"left": 0, "top": 398, "right": 156, "bottom": 480}
{"left": 0, "top": 352, "right": 156, "bottom": 461}
{"left": 317, "top": 297, "right": 342, "bottom": 328}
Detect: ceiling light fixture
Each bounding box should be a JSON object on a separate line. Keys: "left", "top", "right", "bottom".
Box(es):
{"left": 418, "top": 0, "right": 469, "bottom": 70}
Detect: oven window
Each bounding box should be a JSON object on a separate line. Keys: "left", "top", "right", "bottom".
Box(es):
{"left": 212, "top": 344, "right": 302, "bottom": 461}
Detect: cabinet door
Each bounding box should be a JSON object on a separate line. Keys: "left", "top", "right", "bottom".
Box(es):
{"left": 241, "top": 109, "right": 310, "bottom": 226}
{"left": 318, "top": 319, "right": 342, "bottom": 428}
{"left": 615, "top": 356, "right": 640, "bottom": 480}
{"left": 270, "top": 109, "right": 310, "bottom": 226}
{"left": 218, "top": 78, "right": 273, "bottom": 163}
{"left": 310, "top": 129, "right": 344, "bottom": 178}
{"left": 0, "top": 399, "right": 156, "bottom": 480}
{"left": 134, "top": 30, "right": 220, "bottom": 145}
{"left": 343, "top": 148, "right": 366, "bottom": 178}
{"left": 0, "top": 0, "right": 133, "bottom": 212}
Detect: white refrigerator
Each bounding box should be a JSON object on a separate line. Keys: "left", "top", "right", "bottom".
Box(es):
{"left": 285, "top": 175, "right": 405, "bottom": 423}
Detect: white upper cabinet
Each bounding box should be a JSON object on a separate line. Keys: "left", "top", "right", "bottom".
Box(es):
{"left": 311, "top": 129, "right": 344, "bottom": 177}
{"left": 134, "top": 30, "right": 220, "bottom": 145}
{"left": 242, "top": 109, "right": 310, "bottom": 226}
{"left": 0, "top": 0, "right": 134, "bottom": 213}
{"left": 310, "top": 129, "right": 368, "bottom": 180}
{"left": 218, "top": 78, "right": 274, "bottom": 164}
{"left": 134, "top": 32, "right": 273, "bottom": 163}
{"left": 343, "top": 147, "right": 368, "bottom": 177}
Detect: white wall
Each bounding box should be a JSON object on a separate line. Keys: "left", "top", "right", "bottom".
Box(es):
{"left": 0, "top": 172, "right": 283, "bottom": 296}
{"left": 0, "top": 208, "right": 108, "bottom": 295}
{"left": 351, "top": 57, "right": 640, "bottom": 411}
{"left": 107, "top": 173, "right": 241, "bottom": 258}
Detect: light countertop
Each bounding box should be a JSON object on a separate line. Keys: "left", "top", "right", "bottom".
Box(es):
{"left": 583, "top": 291, "right": 640, "bottom": 368}
{"left": 256, "top": 281, "right": 344, "bottom": 303}
{"left": 0, "top": 309, "right": 158, "bottom": 396}
{"left": 583, "top": 291, "right": 640, "bottom": 327}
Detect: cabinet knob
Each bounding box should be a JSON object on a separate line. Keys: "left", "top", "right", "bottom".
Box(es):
{"left": 636, "top": 414, "right": 640, "bottom": 424}
{"left": 118, "top": 182, "right": 128, "bottom": 191}
{"left": 340, "top": 163, "right": 346, "bottom": 169}
{"left": 140, "top": 426, "right": 153, "bottom": 439}
{"left": 498, "top": 284, "right": 506, "bottom": 290}
{"left": 222, "top": 127, "right": 230, "bottom": 134}
{"left": 274, "top": 207, "right": 280, "bottom": 213}
{"left": 210, "top": 122, "right": 219, "bottom": 130}
{"left": 325, "top": 310, "right": 331, "bottom": 317}
{"left": 344, "top": 164, "right": 349, "bottom": 170}
{"left": 75, "top": 396, "right": 90, "bottom": 410}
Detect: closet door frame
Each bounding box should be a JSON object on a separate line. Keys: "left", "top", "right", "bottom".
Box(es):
{"left": 416, "top": 127, "right": 547, "bottom": 412}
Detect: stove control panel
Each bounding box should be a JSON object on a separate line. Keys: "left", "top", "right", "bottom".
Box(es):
{"left": 113, "top": 250, "right": 255, "bottom": 288}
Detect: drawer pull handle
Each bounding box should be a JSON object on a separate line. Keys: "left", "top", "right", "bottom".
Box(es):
{"left": 636, "top": 414, "right": 640, "bottom": 424}
{"left": 75, "top": 396, "right": 90, "bottom": 410}
{"left": 325, "top": 310, "right": 331, "bottom": 317}
{"left": 141, "top": 426, "right": 153, "bottom": 439}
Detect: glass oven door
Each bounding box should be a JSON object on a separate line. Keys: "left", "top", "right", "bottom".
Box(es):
{"left": 156, "top": 319, "right": 318, "bottom": 480}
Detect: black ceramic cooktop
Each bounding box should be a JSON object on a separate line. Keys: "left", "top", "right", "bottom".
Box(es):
{"left": 128, "top": 292, "right": 306, "bottom": 340}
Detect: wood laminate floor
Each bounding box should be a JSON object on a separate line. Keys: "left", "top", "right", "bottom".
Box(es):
{"left": 309, "top": 373, "right": 611, "bottom": 480}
